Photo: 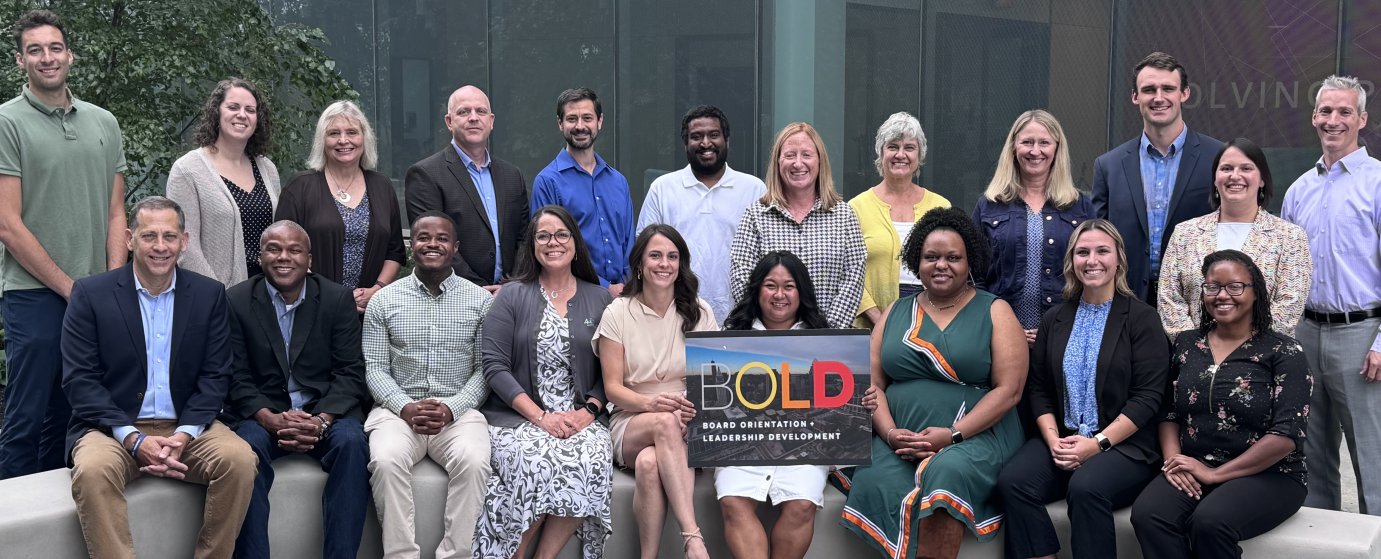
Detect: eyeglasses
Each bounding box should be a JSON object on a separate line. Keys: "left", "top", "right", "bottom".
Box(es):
{"left": 535, "top": 231, "right": 572, "bottom": 245}
{"left": 1200, "top": 282, "right": 1252, "bottom": 296}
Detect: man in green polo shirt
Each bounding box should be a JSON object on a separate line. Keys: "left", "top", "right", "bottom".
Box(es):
{"left": 0, "top": 9, "right": 127, "bottom": 478}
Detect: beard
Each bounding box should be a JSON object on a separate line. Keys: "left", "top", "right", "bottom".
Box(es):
{"left": 686, "top": 145, "right": 728, "bottom": 177}
{"left": 564, "top": 128, "right": 597, "bottom": 150}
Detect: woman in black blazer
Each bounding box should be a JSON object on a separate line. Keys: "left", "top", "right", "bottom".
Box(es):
{"left": 995, "top": 219, "right": 1170, "bottom": 559}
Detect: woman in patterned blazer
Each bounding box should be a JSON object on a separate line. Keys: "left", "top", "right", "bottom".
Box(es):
{"left": 1156, "top": 137, "right": 1311, "bottom": 337}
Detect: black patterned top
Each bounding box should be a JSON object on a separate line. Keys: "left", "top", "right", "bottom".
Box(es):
{"left": 1163, "top": 330, "right": 1312, "bottom": 484}
{"left": 335, "top": 192, "right": 371, "bottom": 290}
{"left": 223, "top": 158, "right": 273, "bottom": 278}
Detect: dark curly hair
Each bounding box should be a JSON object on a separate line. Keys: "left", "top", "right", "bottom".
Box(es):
{"left": 192, "top": 78, "right": 273, "bottom": 158}
{"left": 14, "top": 9, "right": 64, "bottom": 50}
{"left": 622, "top": 224, "right": 702, "bottom": 333}
{"left": 1197, "top": 249, "right": 1272, "bottom": 335}
{"left": 902, "top": 206, "right": 990, "bottom": 281}
{"left": 722, "top": 251, "right": 829, "bottom": 331}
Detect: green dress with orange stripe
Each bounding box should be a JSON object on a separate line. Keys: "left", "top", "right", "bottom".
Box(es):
{"left": 838, "top": 290, "right": 1022, "bottom": 558}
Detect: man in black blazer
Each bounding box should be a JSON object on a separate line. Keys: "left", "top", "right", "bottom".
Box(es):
{"left": 1093, "top": 52, "right": 1222, "bottom": 303}
{"left": 223, "top": 220, "right": 371, "bottom": 559}
{"left": 62, "top": 196, "right": 256, "bottom": 559}
{"left": 405, "top": 84, "right": 529, "bottom": 291}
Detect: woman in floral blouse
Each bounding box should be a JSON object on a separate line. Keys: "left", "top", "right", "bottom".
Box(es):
{"left": 1131, "top": 249, "right": 1312, "bottom": 559}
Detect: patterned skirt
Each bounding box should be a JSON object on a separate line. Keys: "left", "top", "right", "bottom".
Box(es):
{"left": 473, "top": 421, "right": 614, "bottom": 558}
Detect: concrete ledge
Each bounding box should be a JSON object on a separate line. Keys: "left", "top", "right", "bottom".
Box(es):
{"left": 2, "top": 455, "right": 1377, "bottom": 558}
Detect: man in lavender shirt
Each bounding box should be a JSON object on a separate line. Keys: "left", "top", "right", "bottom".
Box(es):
{"left": 1281, "top": 74, "right": 1381, "bottom": 515}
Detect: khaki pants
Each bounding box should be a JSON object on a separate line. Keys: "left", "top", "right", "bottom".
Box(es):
{"left": 69, "top": 420, "right": 256, "bottom": 559}
{"left": 365, "top": 406, "right": 491, "bottom": 559}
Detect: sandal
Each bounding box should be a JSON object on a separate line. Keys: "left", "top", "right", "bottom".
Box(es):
{"left": 681, "top": 527, "right": 705, "bottom": 555}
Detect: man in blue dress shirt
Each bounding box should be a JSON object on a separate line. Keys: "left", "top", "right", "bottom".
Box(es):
{"left": 531, "top": 87, "right": 635, "bottom": 295}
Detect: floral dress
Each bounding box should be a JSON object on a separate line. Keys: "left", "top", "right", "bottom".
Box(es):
{"left": 1164, "top": 330, "right": 1312, "bottom": 484}
{"left": 473, "top": 299, "right": 614, "bottom": 558}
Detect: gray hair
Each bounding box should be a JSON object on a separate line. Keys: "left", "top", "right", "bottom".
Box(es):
{"left": 307, "top": 100, "right": 378, "bottom": 171}
{"left": 259, "top": 220, "right": 311, "bottom": 252}
{"left": 1315, "top": 75, "right": 1367, "bottom": 113}
{"left": 130, "top": 196, "right": 185, "bottom": 231}
{"left": 873, "top": 111, "right": 928, "bottom": 177}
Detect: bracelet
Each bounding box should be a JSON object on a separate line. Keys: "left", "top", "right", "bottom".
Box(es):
{"left": 130, "top": 433, "right": 147, "bottom": 458}
{"left": 374, "top": 281, "right": 387, "bottom": 288}
{"left": 538, "top": 411, "right": 548, "bottom": 422}
{"left": 885, "top": 428, "right": 897, "bottom": 447}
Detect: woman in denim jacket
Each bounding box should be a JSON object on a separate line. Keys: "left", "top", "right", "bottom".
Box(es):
{"left": 973, "top": 110, "right": 1095, "bottom": 344}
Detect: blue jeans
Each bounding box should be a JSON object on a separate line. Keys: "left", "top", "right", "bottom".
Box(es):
{"left": 233, "top": 416, "right": 370, "bottom": 559}
{"left": 0, "top": 288, "right": 71, "bottom": 478}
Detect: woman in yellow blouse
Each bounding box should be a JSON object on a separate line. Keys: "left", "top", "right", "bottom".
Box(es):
{"left": 849, "top": 112, "right": 951, "bottom": 329}
{"left": 1156, "top": 137, "right": 1311, "bottom": 337}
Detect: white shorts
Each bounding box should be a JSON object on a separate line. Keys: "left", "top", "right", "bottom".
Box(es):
{"left": 713, "top": 465, "right": 830, "bottom": 508}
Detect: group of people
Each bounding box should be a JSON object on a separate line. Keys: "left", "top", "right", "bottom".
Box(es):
{"left": 0, "top": 8, "right": 1377, "bottom": 559}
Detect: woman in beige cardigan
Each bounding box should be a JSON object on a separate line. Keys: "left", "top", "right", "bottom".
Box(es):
{"left": 1157, "top": 137, "right": 1311, "bottom": 337}
{"left": 166, "top": 78, "right": 281, "bottom": 286}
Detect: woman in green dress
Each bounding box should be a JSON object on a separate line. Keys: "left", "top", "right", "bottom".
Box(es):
{"left": 839, "top": 206, "right": 1028, "bottom": 559}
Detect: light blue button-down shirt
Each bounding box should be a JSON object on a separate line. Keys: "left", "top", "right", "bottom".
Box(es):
{"left": 1140, "top": 127, "right": 1188, "bottom": 276}
{"left": 453, "top": 141, "right": 503, "bottom": 283}
{"left": 1281, "top": 146, "right": 1381, "bottom": 352}
{"left": 113, "top": 271, "right": 204, "bottom": 444}
{"left": 266, "top": 281, "right": 313, "bottom": 409}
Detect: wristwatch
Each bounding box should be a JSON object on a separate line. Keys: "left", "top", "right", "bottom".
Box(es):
{"left": 583, "top": 401, "right": 602, "bottom": 417}
{"left": 948, "top": 426, "right": 964, "bottom": 445}
{"left": 1094, "top": 432, "right": 1112, "bottom": 452}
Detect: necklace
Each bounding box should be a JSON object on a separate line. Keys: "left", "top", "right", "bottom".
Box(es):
{"left": 327, "top": 170, "right": 360, "bottom": 203}
{"left": 924, "top": 286, "right": 967, "bottom": 310}
{"left": 539, "top": 280, "right": 573, "bottom": 301}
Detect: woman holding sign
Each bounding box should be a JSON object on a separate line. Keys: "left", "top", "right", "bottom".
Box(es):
{"left": 839, "top": 206, "right": 1027, "bottom": 559}
{"left": 717, "top": 250, "right": 877, "bottom": 559}
{"left": 994, "top": 219, "right": 1169, "bottom": 559}
{"left": 595, "top": 224, "right": 718, "bottom": 559}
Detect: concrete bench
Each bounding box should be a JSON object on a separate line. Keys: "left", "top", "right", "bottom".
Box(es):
{"left": 2, "top": 454, "right": 1377, "bottom": 558}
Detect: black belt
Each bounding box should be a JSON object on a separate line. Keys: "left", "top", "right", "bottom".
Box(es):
{"left": 1303, "top": 307, "right": 1381, "bottom": 324}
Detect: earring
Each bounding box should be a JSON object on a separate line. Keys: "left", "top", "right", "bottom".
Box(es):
{"left": 968, "top": 271, "right": 977, "bottom": 286}
{"left": 637, "top": 271, "right": 642, "bottom": 281}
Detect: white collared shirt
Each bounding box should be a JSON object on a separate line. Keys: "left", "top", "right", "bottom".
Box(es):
{"left": 637, "top": 164, "right": 766, "bottom": 324}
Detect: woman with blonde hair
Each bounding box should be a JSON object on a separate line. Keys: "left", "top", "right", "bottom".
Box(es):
{"left": 972, "top": 109, "right": 1094, "bottom": 343}
{"left": 276, "top": 100, "right": 404, "bottom": 312}
{"left": 849, "top": 112, "right": 951, "bottom": 329}
{"left": 729, "top": 122, "right": 866, "bottom": 329}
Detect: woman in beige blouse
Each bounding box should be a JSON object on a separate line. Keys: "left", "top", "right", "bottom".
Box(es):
{"left": 1157, "top": 137, "right": 1311, "bottom": 337}
{"left": 595, "top": 224, "right": 718, "bottom": 559}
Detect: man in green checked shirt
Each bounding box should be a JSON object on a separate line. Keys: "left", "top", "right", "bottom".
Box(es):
{"left": 363, "top": 211, "right": 493, "bottom": 559}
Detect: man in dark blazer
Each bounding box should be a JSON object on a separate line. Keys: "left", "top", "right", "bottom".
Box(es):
{"left": 1093, "top": 52, "right": 1222, "bottom": 303}
{"left": 405, "top": 84, "right": 529, "bottom": 292}
{"left": 223, "top": 220, "right": 371, "bottom": 559}
{"left": 61, "top": 196, "right": 255, "bottom": 559}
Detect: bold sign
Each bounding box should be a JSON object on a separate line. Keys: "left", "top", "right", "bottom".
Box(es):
{"left": 685, "top": 329, "right": 872, "bottom": 468}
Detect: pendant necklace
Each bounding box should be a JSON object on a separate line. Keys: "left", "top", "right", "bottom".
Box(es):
{"left": 329, "top": 171, "right": 359, "bottom": 203}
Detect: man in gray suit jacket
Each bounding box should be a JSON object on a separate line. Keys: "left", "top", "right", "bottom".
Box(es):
{"left": 405, "top": 85, "right": 529, "bottom": 291}
{"left": 1093, "top": 52, "right": 1222, "bottom": 304}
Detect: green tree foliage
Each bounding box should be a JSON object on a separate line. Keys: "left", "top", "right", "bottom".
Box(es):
{"left": 0, "top": 0, "right": 357, "bottom": 199}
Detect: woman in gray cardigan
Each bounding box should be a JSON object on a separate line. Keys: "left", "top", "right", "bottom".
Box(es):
{"left": 475, "top": 205, "right": 615, "bottom": 559}
{"left": 166, "top": 78, "right": 281, "bottom": 286}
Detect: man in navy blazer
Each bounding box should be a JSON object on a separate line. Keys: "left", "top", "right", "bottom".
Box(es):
{"left": 61, "top": 196, "right": 255, "bottom": 559}
{"left": 405, "top": 84, "right": 530, "bottom": 292}
{"left": 223, "top": 220, "right": 371, "bottom": 559}
{"left": 1093, "top": 52, "right": 1222, "bottom": 303}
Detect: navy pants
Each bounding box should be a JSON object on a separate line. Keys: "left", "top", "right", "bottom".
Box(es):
{"left": 0, "top": 289, "right": 71, "bottom": 478}
{"left": 233, "top": 416, "right": 370, "bottom": 559}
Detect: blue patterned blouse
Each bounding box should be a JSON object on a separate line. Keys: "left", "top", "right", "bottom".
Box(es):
{"left": 1062, "top": 298, "right": 1112, "bottom": 436}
